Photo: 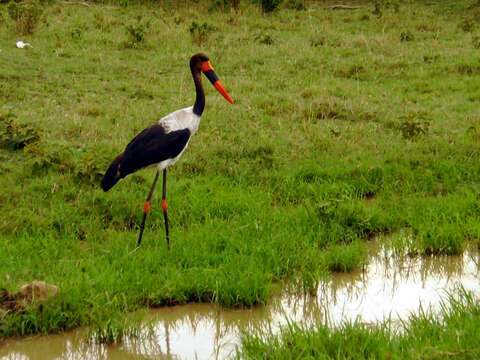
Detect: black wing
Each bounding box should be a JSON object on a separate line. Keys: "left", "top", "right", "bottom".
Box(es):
{"left": 101, "top": 124, "right": 190, "bottom": 191}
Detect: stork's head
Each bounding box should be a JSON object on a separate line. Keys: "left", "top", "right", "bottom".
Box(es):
{"left": 190, "top": 53, "right": 233, "bottom": 104}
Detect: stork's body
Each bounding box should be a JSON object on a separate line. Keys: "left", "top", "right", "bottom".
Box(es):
{"left": 152, "top": 106, "right": 200, "bottom": 170}
{"left": 101, "top": 106, "right": 200, "bottom": 191}
{"left": 101, "top": 53, "right": 233, "bottom": 247}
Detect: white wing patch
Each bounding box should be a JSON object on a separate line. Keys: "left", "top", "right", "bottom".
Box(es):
{"left": 158, "top": 106, "right": 201, "bottom": 135}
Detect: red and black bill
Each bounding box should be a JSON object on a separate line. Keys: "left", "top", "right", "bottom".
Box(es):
{"left": 201, "top": 61, "right": 233, "bottom": 104}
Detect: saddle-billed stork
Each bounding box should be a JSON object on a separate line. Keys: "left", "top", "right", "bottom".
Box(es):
{"left": 101, "top": 53, "right": 233, "bottom": 247}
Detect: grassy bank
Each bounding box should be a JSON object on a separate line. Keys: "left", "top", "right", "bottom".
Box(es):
{"left": 1, "top": 0, "right": 480, "bottom": 338}
{"left": 238, "top": 290, "right": 480, "bottom": 359}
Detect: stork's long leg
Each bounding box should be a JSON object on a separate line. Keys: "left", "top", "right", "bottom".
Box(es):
{"left": 137, "top": 169, "right": 160, "bottom": 247}
{"left": 162, "top": 169, "right": 170, "bottom": 249}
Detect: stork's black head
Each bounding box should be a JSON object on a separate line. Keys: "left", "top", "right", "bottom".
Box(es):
{"left": 189, "top": 53, "right": 233, "bottom": 104}
{"left": 190, "top": 53, "right": 210, "bottom": 72}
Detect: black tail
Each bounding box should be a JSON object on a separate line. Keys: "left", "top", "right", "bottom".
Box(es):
{"left": 101, "top": 153, "right": 124, "bottom": 192}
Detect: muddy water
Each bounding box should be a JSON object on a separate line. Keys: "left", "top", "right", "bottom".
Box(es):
{"left": 1, "top": 247, "right": 479, "bottom": 360}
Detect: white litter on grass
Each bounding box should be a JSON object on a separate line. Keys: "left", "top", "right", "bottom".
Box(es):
{"left": 16, "top": 41, "right": 32, "bottom": 48}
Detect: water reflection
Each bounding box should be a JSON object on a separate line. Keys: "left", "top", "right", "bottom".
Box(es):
{"left": 317, "top": 248, "right": 480, "bottom": 325}
{"left": 1, "top": 247, "right": 479, "bottom": 360}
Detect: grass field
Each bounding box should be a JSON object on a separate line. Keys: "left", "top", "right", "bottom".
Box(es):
{"left": 1, "top": 0, "right": 480, "bottom": 349}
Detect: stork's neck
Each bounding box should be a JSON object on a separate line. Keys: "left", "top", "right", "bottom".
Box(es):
{"left": 192, "top": 69, "right": 205, "bottom": 116}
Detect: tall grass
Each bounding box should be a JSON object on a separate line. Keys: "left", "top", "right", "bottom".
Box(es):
{"left": 238, "top": 289, "right": 480, "bottom": 359}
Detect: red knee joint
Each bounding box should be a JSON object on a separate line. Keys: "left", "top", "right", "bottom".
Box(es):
{"left": 143, "top": 201, "right": 151, "bottom": 214}
{"left": 161, "top": 199, "right": 168, "bottom": 211}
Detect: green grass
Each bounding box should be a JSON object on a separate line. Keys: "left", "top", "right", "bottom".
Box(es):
{"left": 237, "top": 289, "right": 480, "bottom": 359}
{"left": 0, "top": 0, "right": 480, "bottom": 340}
